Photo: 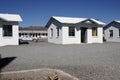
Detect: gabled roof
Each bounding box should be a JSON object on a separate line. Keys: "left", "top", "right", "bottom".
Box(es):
{"left": 104, "top": 20, "right": 120, "bottom": 30}
{"left": 0, "top": 13, "right": 22, "bottom": 22}
{"left": 52, "top": 16, "right": 87, "bottom": 24}
{"left": 52, "top": 16, "right": 105, "bottom": 25}
{"left": 90, "top": 18, "right": 105, "bottom": 25}
{"left": 114, "top": 20, "right": 120, "bottom": 23}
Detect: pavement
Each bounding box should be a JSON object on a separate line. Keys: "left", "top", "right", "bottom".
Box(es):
{"left": 0, "top": 42, "right": 120, "bottom": 80}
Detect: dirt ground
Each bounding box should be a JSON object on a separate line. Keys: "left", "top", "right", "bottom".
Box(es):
{"left": 0, "top": 42, "right": 120, "bottom": 80}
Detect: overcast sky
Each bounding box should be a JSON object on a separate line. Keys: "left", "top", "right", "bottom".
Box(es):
{"left": 0, "top": 0, "right": 120, "bottom": 27}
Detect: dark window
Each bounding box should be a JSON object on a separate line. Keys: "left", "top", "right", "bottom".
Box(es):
{"left": 30, "top": 33, "right": 32, "bottom": 37}
{"left": 35, "top": 33, "right": 37, "bottom": 37}
{"left": 109, "top": 30, "right": 113, "bottom": 37}
{"left": 69, "top": 27, "right": 75, "bottom": 36}
{"left": 19, "top": 33, "right": 22, "bottom": 37}
{"left": 51, "top": 28, "right": 53, "bottom": 37}
{"left": 92, "top": 27, "right": 97, "bottom": 36}
{"left": 57, "top": 27, "right": 59, "bottom": 37}
{"left": 33, "top": 34, "right": 35, "bottom": 37}
{"left": 43, "top": 33, "right": 45, "bottom": 36}
{"left": 3, "top": 25, "right": 12, "bottom": 37}
{"left": 24, "top": 33, "right": 27, "bottom": 35}
{"left": 21, "top": 33, "right": 24, "bottom": 35}
{"left": 39, "top": 33, "right": 41, "bottom": 36}
{"left": 119, "top": 29, "right": 120, "bottom": 37}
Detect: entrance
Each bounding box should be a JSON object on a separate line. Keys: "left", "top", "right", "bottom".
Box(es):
{"left": 81, "top": 27, "right": 87, "bottom": 43}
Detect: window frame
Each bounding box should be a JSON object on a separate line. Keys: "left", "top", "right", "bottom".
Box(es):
{"left": 118, "top": 29, "right": 120, "bottom": 37}
{"left": 56, "top": 27, "right": 59, "bottom": 37}
{"left": 109, "top": 30, "right": 113, "bottom": 38}
{"left": 69, "top": 26, "right": 75, "bottom": 37}
{"left": 50, "top": 28, "right": 53, "bottom": 38}
{"left": 92, "top": 27, "right": 98, "bottom": 36}
{"left": 3, "top": 25, "right": 13, "bottom": 37}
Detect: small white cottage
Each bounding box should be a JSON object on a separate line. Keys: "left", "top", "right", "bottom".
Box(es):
{"left": 46, "top": 16, "right": 105, "bottom": 44}
{"left": 0, "top": 13, "right": 22, "bottom": 46}
{"left": 104, "top": 20, "right": 120, "bottom": 42}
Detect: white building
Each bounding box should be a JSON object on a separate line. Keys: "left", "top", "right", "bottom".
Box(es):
{"left": 0, "top": 14, "right": 22, "bottom": 46}
{"left": 104, "top": 20, "right": 120, "bottom": 42}
{"left": 46, "top": 16, "right": 105, "bottom": 44}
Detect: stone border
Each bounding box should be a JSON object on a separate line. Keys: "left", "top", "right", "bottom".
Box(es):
{"left": 0, "top": 68, "right": 79, "bottom": 80}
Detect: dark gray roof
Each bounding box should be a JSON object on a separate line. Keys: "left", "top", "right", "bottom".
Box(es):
{"left": 104, "top": 20, "right": 120, "bottom": 30}
{"left": 19, "top": 26, "right": 47, "bottom": 31}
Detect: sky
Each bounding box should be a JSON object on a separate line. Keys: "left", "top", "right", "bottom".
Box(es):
{"left": 0, "top": 0, "right": 120, "bottom": 27}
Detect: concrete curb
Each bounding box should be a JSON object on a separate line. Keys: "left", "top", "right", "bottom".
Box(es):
{"left": 0, "top": 68, "right": 79, "bottom": 80}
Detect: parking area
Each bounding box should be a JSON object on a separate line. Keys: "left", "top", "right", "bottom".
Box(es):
{"left": 0, "top": 42, "right": 120, "bottom": 80}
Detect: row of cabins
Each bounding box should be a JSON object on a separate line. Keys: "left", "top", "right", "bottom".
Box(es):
{"left": 0, "top": 14, "right": 22, "bottom": 46}
{"left": 46, "top": 17, "right": 120, "bottom": 44}
{"left": 0, "top": 13, "right": 120, "bottom": 46}
{"left": 19, "top": 26, "right": 47, "bottom": 41}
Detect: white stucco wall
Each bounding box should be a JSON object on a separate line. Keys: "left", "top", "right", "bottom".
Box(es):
{"left": 0, "top": 23, "right": 19, "bottom": 46}
{"left": 104, "top": 26, "right": 120, "bottom": 42}
{"left": 62, "top": 26, "right": 80, "bottom": 44}
{"left": 62, "top": 26, "right": 103, "bottom": 44}
{"left": 87, "top": 27, "right": 103, "bottom": 43}
{"left": 48, "top": 22, "right": 62, "bottom": 44}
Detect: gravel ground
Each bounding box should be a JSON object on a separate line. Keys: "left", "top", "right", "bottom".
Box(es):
{"left": 0, "top": 42, "right": 120, "bottom": 80}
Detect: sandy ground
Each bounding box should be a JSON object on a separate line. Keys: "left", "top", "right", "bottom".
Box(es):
{"left": 0, "top": 42, "right": 120, "bottom": 80}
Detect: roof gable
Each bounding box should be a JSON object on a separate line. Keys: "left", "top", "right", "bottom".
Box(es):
{"left": 83, "top": 20, "right": 93, "bottom": 24}
{"left": 0, "top": 13, "right": 22, "bottom": 22}
{"left": 52, "top": 16, "right": 87, "bottom": 24}
{"left": 52, "top": 16, "right": 105, "bottom": 25}
{"left": 104, "top": 20, "right": 120, "bottom": 30}
{"left": 114, "top": 20, "right": 120, "bottom": 23}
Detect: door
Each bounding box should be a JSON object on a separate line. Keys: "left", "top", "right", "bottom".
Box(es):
{"left": 81, "top": 27, "right": 87, "bottom": 43}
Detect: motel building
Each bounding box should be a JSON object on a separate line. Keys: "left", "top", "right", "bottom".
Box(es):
{"left": 104, "top": 20, "right": 120, "bottom": 42}
{"left": 0, "top": 13, "right": 22, "bottom": 46}
{"left": 46, "top": 16, "right": 105, "bottom": 44}
{"left": 19, "top": 26, "right": 47, "bottom": 41}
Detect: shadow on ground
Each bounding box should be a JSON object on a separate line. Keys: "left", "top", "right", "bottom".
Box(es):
{"left": 0, "top": 56, "right": 16, "bottom": 80}
{"left": 0, "top": 56, "right": 16, "bottom": 70}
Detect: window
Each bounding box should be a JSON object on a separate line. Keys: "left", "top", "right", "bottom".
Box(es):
{"left": 92, "top": 27, "right": 97, "bottom": 36}
{"left": 33, "top": 34, "right": 35, "bottom": 37}
{"left": 3, "top": 25, "right": 12, "bottom": 37}
{"left": 30, "top": 33, "right": 32, "bottom": 37}
{"left": 51, "top": 28, "right": 53, "bottom": 37}
{"left": 119, "top": 29, "right": 120, "bottom": 37}
{"left": 57, "top": 27, "right": 59, "bottom": 37}
{"left": 19, "top": 33, "right": 22, "bottom": 37}
{"left": 109, "top": 30, "right": 113, "bottom": 37}
{"left": 24, "top": 33, "right": 27, "bottom": 35}
{"left": 35, "top": 33, "right": 37, "bottom": 37}
{"left": 69, "top": 27, "right": 75, "bottom": 36}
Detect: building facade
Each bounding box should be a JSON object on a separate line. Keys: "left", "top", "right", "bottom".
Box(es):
{"left": 104, "top": 20, "right": 120, "bottom": 42}
{"left": 19, "top": 26, "right": 47, "bottom": 41}
{"left": 0, "top": 14, "right": 22, "bottom": 46}
{"left": 46, "top": 16, "right": 105, "bottom": 44}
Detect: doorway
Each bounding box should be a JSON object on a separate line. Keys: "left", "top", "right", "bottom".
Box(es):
{"left": 81, "top": 27, "right": 87, "bottom": 43}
